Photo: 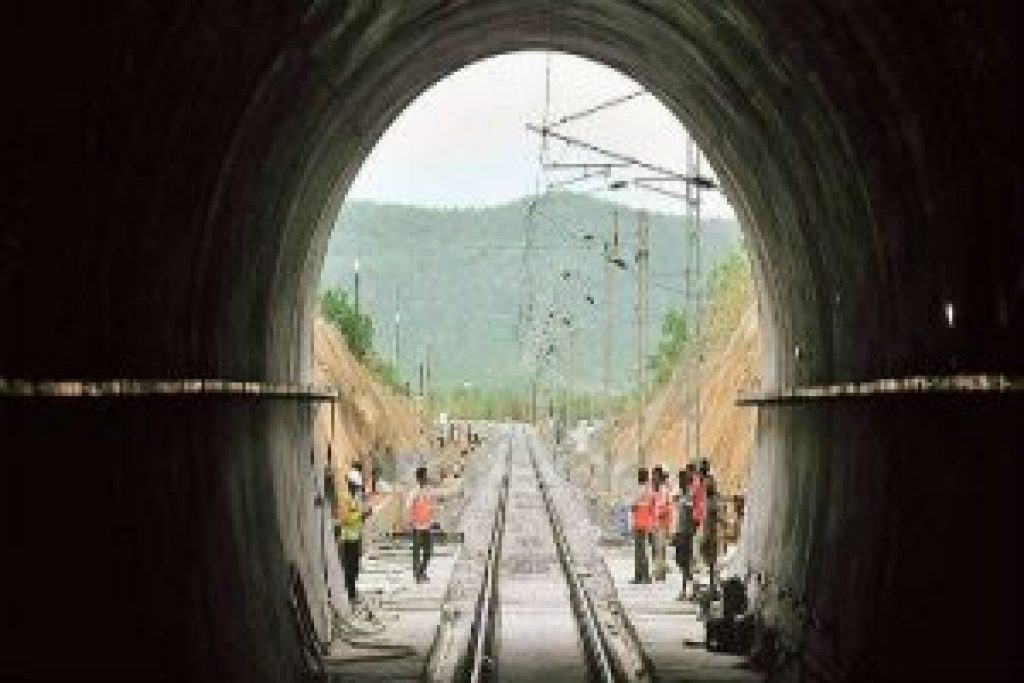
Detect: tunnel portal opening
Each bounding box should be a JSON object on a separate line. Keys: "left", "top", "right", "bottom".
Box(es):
{"left": 5, "top": 3, "right": 1022, "bottom": 681}
{"left": 318, "top": 47, "right": 755, "bottom": 488}
{"left": 315, "top": 51, "right": 762, "bottom": 669}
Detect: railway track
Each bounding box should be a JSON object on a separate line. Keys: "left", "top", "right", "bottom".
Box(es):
{"left": 454, "top": 426, "right": 646, "bottom": 682}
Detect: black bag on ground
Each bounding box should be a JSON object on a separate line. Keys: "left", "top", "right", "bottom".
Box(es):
{"left": 722, "top": 576, "right": 748, "bottom": 618}
{"left": 705, "top": 577, "right": 753, "bottom": 654}
{"left": 706, "top": 613, "right": 754, "bottom": 654}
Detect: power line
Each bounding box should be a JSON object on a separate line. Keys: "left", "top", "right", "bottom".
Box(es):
{"left": 547, "top": 89, "right": 646, "bottom": 129}
{"left": 526, "top": 124, "right": 718, "bottom": 189}
{"left": 546, "top": 169, "right": 612, "bottom": 191}
{"left": 544, "top": 162, "right": 630, "bottom": 171}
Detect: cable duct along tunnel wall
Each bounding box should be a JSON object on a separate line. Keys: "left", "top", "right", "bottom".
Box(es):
{"left": 2, "top": 1, "right": 1021, "bottom": 680}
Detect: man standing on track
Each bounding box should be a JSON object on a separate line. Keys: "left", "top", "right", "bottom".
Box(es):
{"left": 629, "top": 467, "right": 654, "bottom": 584}
{"left": 689, "top": 459, "right": 708, "bottom": 540}
{"left": 701, "top": 474, "right": 721, "bottom": 596}
{"left": 338, "top": 467, "right": 371, "bottom": 606}
{"left": 651, "top": 465, "right": 673, "bottom": 581}
{"left": 407, "top": 466, "right": 435, "bottom": 583}
{"left": 673, "top": 465, "right": 696, "bottom": 599}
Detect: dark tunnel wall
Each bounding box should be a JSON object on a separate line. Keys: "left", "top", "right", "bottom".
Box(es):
{"left": 3, "top": 1, "right": 1022, "bottom": 680}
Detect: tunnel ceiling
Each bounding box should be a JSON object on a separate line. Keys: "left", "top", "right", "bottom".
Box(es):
{"left": 4, "top": 2, "right": 1022, "bottom": 681}
{"left": 4, "top": 0, "right": 1021, "bottom": 385}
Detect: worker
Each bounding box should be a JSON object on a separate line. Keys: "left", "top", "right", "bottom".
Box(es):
{"left": 406, "top": 466, "right": 435, "bottom": 583}
{"left": 698, "top": 457, "right": 712, "bottom": 484}
{"left": 689, "top": 459, "right": 708, "bottom": 537}
{"left": 701, "top": 474, "right": 721, "bottom": 596}
{"left": 673, "top": 465, "right": 696, "bottom": 600}
{"left": 381, "top": 444, "right": 396, "bottom": 489}
{"left": 338, "top": 467, "right": 371, "bottom": 606}
{"left": 366, "top": 444, "right": 380, "bottom": 493}
{"left": 651, "top": 465, "right": 672, "bottom": 581}
{"left": 629, "top": 468, "right": 654, "bottom": 584}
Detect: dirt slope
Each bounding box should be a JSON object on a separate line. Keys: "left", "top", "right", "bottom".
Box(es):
{"left": 611, "top": 285, "right": 760, "bottom": 496}
{"left": 312, "top": 317, "right": 427, "bottom": 484}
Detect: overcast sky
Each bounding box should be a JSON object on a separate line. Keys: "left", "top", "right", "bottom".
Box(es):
{"left": 346, "top": 51, "right": 735, "bottom": 219}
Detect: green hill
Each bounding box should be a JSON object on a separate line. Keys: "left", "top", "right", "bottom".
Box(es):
{"left": 319, "top": 193, "right": 742, "bottom": 394}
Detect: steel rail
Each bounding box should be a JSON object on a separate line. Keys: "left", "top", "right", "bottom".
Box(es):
{"left": 529, "top": 444, "right": 618, "bottom": 683}
{"left": 467, "top": 473, "right": 509, "bottom": 683}
{"left": 462, "top": 433, "right": 629, "bottom": 682}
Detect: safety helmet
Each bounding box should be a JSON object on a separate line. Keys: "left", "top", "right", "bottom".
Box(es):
{"left": 346, "top": 469, "right": 363, "bottom": 488}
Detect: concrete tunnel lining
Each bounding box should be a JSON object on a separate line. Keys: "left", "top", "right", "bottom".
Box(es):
{"left": 3, "top": 1, "right": 1022, "bottom": 680}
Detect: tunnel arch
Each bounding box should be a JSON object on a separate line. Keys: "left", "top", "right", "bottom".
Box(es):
{"left": 5, "top": 2, "right": 1021, "bottom": 681}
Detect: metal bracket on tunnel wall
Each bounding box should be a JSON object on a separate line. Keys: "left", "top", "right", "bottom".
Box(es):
{"left": 736, "top": 373, "right": 1023, "bottom": 406}
{"left": 0, "top": 377, "right": 339, "bottom": 401}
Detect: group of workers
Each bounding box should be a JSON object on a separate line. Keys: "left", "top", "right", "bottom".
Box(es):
{"left": 334, "top": 462, "right": 436, "bottom": 609}
{"left": 629, "top": 459, "right": 720, "bottom": 600}
{"left": 333, "top": 445, "right": 719, "bottom": 614}
{"left": 335, "top": 425, "right": 487, "bottom": 611}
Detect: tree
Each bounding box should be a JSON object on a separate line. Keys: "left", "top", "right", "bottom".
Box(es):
{"left": 369, "top": 357, "right": 402, "bottom": 392}
{"left": 651, "top": 308, "right": 690, "bottom": 386}
{"left": 320, "top": 288, "right": 373, "bottom": 360}
{"left": 320, "top": 288, "right": 408, "bottom": 391}
{"left": 706, "top": 247, "right": 749, "bottom": 301}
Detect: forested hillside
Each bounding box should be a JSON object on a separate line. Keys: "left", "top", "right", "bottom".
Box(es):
{"left": 320, "top": 193, "right": 743, "bottom": 393}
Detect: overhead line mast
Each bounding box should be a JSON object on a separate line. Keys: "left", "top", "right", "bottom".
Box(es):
{"left": 604, "top": 211, "right": 619, "bottom": 492}
{"left": 526, "top": 69, "right": 720, "bottom": 478}
{"left": 635, "top": 211, "right": 650, "bottom": 471}
{"left": 684, "top": 134, "right": 704, "bottom": 468}
{"left": 522, "top": 52, "right": 553, "bottom": 410}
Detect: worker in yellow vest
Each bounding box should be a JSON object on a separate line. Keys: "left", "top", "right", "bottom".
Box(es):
{"left": 337, "top": 468, "right": 371, "bottom": 605}
{"left": 406, "top": 466, "right": 435, "bottom": 583}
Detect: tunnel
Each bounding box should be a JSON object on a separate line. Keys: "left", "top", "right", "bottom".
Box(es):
{"left": 3, "top": 1, "right": 1022, "bottom": 680}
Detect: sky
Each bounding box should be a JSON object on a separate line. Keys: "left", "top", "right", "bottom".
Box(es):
{"left": 346, "top": 51, "right": 735, "bottom": 219}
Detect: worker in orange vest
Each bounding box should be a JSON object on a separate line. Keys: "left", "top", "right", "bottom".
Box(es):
{"left": 406, "top": 466, "right": 435, "bottom": 583}
{"left": 629, "top": 468, "right": 654, "bottom": 584}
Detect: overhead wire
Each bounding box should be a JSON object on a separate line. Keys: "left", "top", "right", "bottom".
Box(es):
{"left": 546, "top": 89, "right": 646, "bottom": 129}
{"left": 520, "top": 57, "right": 717, "bottom": 395}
